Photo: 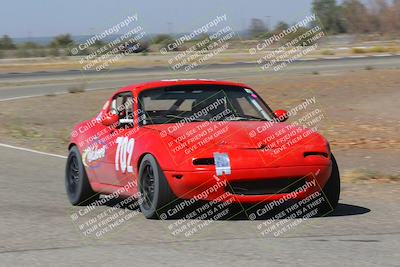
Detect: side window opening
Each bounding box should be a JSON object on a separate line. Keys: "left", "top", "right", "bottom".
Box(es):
{"left": 111, "top": 92, "right": 135, "bottom": 128}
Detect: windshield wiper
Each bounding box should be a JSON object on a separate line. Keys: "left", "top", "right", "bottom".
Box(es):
{"left": 228, "top": 115, "right": 268, "bottom": 121}
{"left": 156, "top": 114, "right": 266, "bottom": 122}
{"left": 164, "top": 114, "right": 206, "bottom": 122}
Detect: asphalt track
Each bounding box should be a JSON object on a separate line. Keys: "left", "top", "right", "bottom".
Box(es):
{"left": 0, "top": 57, "right": 399, "bottom": 266}
{"left": 0, "top": 144, "right": 399, "bottom": 266}
{"left": 1, "top": 55, "right": 400, "bottom": 101}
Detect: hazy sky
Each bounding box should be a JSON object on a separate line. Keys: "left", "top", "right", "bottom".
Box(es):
{"left": 0, "top": 0, "right": 314, "bottom": 37}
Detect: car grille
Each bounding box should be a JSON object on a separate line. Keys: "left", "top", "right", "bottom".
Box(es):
{"left": 226, "top": 177, "right": 306, "bottom": 195}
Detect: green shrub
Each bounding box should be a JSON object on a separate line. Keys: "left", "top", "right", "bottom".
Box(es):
{"left": 281, "top": 27, "right": 321, "bottom": 46}
{"left": 368, "top": 46, "right": 387, "bottom": 53}
{"left": 15, "top": 48, "right": 31, "bottom": 58}
{"left": 68, "top": 83, "right": 86, "bottom": 93}
{"left": 152, "top": 34, "right": 174, "bottom": 44}
{"left": 352, "top": 46, "right": 396, "bottom": 54}
{"left": 256, "top": 32, "right": 273, "bottom": 40}
{"left": 321, "top": 49, "right": 335, "bottom": 55}
{"left": 352, "top": 47, "right": 366, "bottom": 54}
{"left": 49, "top": 46, "right": 60, "bottom": 57}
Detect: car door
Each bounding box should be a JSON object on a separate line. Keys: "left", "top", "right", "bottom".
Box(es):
{"left": 92, "top": 91, "right": 135, "bottom": 186}
{"left": 111, "top": 92, "right": 139, "bottom": 190}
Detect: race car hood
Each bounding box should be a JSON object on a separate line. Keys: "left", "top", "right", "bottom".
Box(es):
{"left": 143, "top": 121, "right": 327, "bottom": 150}
{"left": 143, "top": 121, "right": 330, "bottom": 170}
{"left": 145, "top": 121, "right": 330, "bottom": 171}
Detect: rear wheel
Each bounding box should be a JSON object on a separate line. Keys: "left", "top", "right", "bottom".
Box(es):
{"left": 318, "top": 154, "right": 341, "bottom": 215}
{"left": 138, "top": 154, "right": 176, "bottom": 219}
{"left": 65, "top": 146, "right": 98, "bottom": 205}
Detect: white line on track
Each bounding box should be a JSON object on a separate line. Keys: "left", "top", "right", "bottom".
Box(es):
{"left": 349, "top": 55, "right": 368, "bottom": 58}
{"left": 372, "top": 54, "right": 392, "bottom": 57}
{"left": 0, "top": 94, "right": 48, "bottom": 102}
{"left": 321, "top": 57, "right": 344, "bottom": 60}
{"left": 0, "top": 87, "right": 113, "bottom": 102}
{"left": 0, "top": 143, "right": 67, "bottom": 159}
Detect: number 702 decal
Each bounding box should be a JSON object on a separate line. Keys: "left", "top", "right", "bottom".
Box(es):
{"left": 115, "top": 137, "right": 135, "bottom": 173}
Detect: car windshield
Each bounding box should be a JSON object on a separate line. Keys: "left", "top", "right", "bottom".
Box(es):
{"left": 138, "top": 84, "right": 275, "bottom": 125}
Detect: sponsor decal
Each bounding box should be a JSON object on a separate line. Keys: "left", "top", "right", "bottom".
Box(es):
{"left": 82, "top": 138, "right": 107, "bottom": 169}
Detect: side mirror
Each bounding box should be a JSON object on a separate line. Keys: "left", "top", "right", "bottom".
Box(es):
{"left": 274, "top": 109, "right": 288, "bottom": 122}
{"left": 101, "top": 113, "right": 119, "bottom": 126}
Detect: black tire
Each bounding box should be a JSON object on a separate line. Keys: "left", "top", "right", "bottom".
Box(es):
{"left": 318, "top": 154, "right": 341, "bottom": 215}
{"left": 65, "top": 146, "right": 98, "bottom": 205}
{"left": 138, "top": 154, "right": 176, "bottom": 219}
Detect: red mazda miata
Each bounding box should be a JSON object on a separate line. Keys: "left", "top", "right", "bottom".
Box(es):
{"left": 66, "top": 79, "right": 340, "bottom": 219}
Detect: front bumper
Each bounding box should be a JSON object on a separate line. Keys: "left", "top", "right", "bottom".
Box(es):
{"left": 164, "top": 164, "right": 332, "bottom": 204}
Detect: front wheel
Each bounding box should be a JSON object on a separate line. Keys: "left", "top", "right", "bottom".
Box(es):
{"left": 138, "top": 154, "right": 176, "bottom": 219}
{"left": 318, "top": 154, "right": 341, "bottom": 215}
{"left": 65, "top": 146, "right": 98, "bottom": 205}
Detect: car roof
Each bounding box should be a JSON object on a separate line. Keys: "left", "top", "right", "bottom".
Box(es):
{"left": 115, "top": 79, "right": 250, "bottom": 95}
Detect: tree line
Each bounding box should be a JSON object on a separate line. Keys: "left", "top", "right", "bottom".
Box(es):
{"left": 314, "top": 0, "right": 400, "bottom": 34}
{"left": 1, "top": 0, "right": 399, "bottom": 57}
{"left": 0, "top": 34, "right": 76, "bottom": 57}
{"left": 249, "top": 0, "right": 400, "bottom": 36}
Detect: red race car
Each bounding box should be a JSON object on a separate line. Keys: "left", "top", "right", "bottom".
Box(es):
{"left": 66, "top": 79, "right": 340, "bottom": 219}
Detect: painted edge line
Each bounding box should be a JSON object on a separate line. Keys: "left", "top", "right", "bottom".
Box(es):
{"left": 0, "top": 87, "right": 113, "bottom": 102}
{"left": 0, "top": 143, "right": 67, "bottom": 159}
{"left": 0, "top": 94, "right": 46, "bottom": 102}
{"left": 372, "top": 54, "right": 392, "bottom": 57}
